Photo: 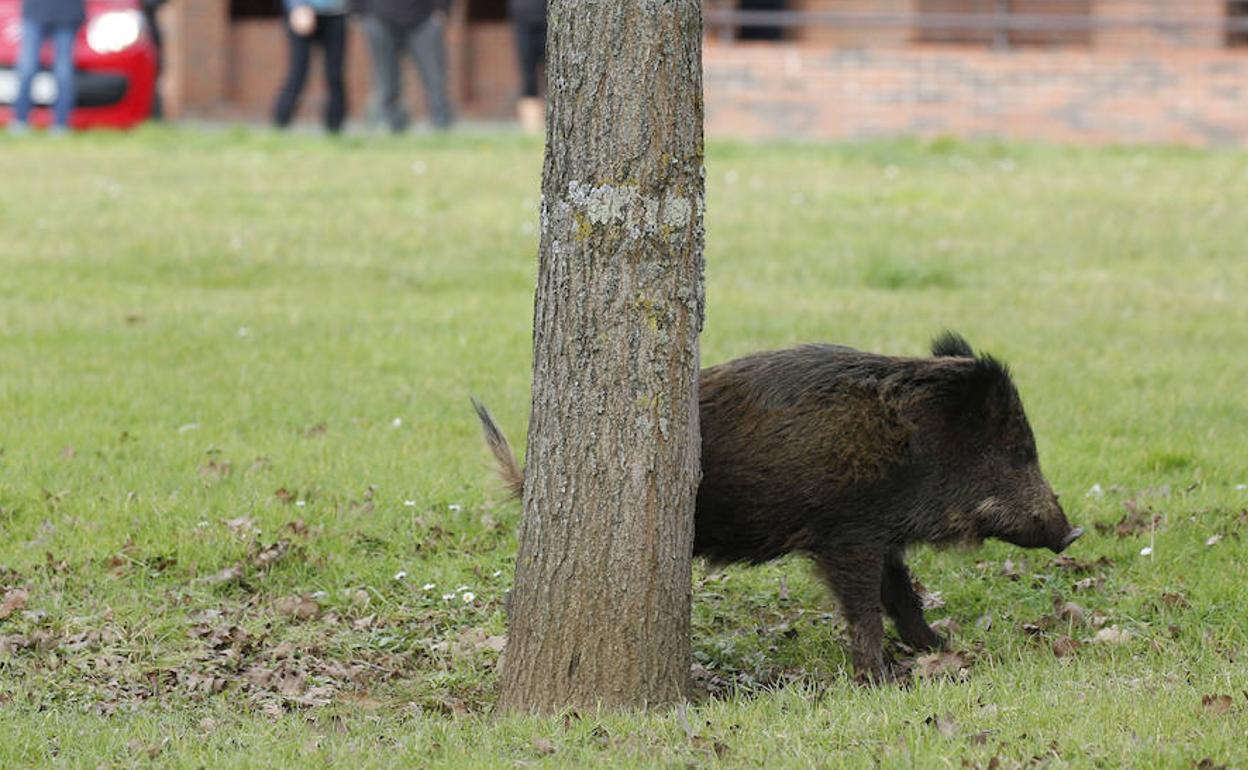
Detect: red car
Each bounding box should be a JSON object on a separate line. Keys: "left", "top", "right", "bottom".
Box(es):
{"left": 0, "top": 0, "right": 157, "bottom": 129}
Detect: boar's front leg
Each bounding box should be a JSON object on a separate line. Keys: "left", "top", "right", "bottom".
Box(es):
{"left": 880, "top": 550, "right": 946, "bottom": 652}
{"left": 815, "top": 550, "right": 887, "bottom": 682}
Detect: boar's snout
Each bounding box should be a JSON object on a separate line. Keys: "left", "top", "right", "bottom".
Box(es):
{"left": 981, "top": 479, "right": 1082, "bottom": 554}
{"left": 1043, "top": 499, "right": 1083, "bottom": 554}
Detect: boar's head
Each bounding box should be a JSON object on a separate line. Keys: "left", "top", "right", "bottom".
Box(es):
{"left": 906, "top": 333, "right": 1082, "bottom": 554}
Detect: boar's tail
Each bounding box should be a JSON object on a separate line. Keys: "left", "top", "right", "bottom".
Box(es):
{"left": 931, "top": 330, "right": 975, "bottom": 358}
{"left": 470, "top": 397, "right": 525, "bottom": 499}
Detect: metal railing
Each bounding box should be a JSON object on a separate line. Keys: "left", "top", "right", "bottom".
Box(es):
{"left": 703, "top": 5, "right": 1248, "bottom": 50}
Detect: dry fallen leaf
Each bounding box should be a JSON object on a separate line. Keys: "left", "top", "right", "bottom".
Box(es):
{"left": 1090, "top": 626, "right": 1132, "bottom": 645}
{"left": 206, "top": 565, "right": 245, "bottom": 585}
{"left": 276, "top": 595, "right": 320, "bottom": 621}
{"left": 304, "top": 423, "right": 328, "bottom": 438}
{"left": 440, "top": 696, "right": 468, "bottom": 716}
{"left": 532, "top": 737, "right": 556, "bottom": 755}
{"left": 276, "top": 670, "right": 306, "bottom": 697}
{"left": 914, "top": 651, "right": 971, "bottom": 679}
{"left": 0, "top": 589, "right": 29, "bottom": 620}
{"left": 1073, "top": 575, "right": 1105, "bottom": 593}
{"left": 200, "top": 460, "right": 232, "bottom": 483}
{"left": 452, "top": 627, "right": 506, "bottom": 657}
{"left": 1102, "top": 507, "right": 1163, "bottom": 539}
{"left": 1201, "top": 694, "right": 1233, "bottom": 715}
{"left": 1050, "top": 555, "right": 1113, "bottom": 573}
{"left": 225, "top": 516, "right": 257, "bottom": 536}
{"left": 924, "top": 712, "right": 958, "bottom": 737}
{"left": 250, "top": 540, "right": 292, "bottom": 570}
{"left": 916, "top": 582, "right": 945, "bottom": 611}
{"left": 1160, "top": 592, "right": 1191, "bottom": 609}
{"left": 1055, "top": 601, "right": 1087, "bottom": 625}
{"left": 1051, "top": 636, "right": 1081, "bottom": 658}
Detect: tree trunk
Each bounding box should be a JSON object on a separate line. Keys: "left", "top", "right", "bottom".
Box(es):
{"left": 496, "top": 0, "right": 705, "bottom": 714}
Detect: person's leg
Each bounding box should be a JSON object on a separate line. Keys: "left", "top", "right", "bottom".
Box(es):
{"left": 50, "top": 22, "right": 78, "bottom": 130}
{"left": 142, "top": 3, "right": 164, "bottom": 118}
{"left": 512, "top": 20, "right": 545, "bottom": 132}
{"left": 408, "top": 15, "right": 453, "bottom": 129}
{"left": 514, "top": 19, "right": 544, "bottom": 99}
{"left": 272, "top": 21, "right": 313, "bottom": 128}
{"left": 320, "top": 14, "right": 347, "bottom": 133}
{"left": 12, "top": 19, "right": 48, "bottom": 128}
{"left": 361, "top": 15, "right": 405, "bottom": 132}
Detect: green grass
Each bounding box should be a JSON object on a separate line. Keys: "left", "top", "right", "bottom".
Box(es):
{"left": 1, "top": 127, "right": 1247, "bottom": 768}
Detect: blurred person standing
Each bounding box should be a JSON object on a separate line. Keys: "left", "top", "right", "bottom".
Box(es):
{"left": 508, "top": 0, "right": 544, "bottom": 133}
{"left": 9, "top": 0, "right": 86, "bottom": 134}
{"left": 273, "top": 0, "right": 349, "bottom": 134}
{"left": 140, "top": 0, "right": 168, "bottom": 119}
{"left": 356, "top": 0, "right": 454, "bottom": 132}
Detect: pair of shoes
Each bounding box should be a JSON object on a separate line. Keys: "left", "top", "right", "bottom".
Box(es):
{"left": 517, "top": 97, "right": 544, "bottom": 134}
{"left": 7, "top": 121, "right": 30, "bottom": 136}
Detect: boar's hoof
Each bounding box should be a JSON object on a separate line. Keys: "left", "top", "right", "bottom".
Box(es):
{"left": 854, "top": 664, "right": 905, "bottom": 687}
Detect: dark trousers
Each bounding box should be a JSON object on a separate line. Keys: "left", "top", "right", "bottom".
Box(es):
{"left": 361, "top": 14, "right": 453, "bottom": 131}
{"left": 273, "top": 13, "right": 347, "bottom": 134}
{"left": 512, "top": 18, "right": 546, "bottom": 98}
{"left": 141, "top": 3, "right": 164, "bottom": 118}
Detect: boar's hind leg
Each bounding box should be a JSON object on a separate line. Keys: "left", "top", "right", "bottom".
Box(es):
{"left": 816, "top": 551, "right": 887, "bottom": 682}
{"left": 880, "top": 550, "right": 945, "bottom": 652}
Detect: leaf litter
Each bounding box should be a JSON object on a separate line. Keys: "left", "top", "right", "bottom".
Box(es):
{"left": 0, "top": 516, "right": 510, "bottom": 718}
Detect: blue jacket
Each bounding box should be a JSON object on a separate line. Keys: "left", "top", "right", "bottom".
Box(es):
{"left": 22, "top": 0, "right": 86, "bottom": 25}
{"left": 285, "top": 0, "right": 350, "bottom": 13}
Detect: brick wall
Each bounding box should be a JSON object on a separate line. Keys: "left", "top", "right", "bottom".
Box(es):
{"left": 704, "top": 43, "right": 1248, "bottom": 146}
{"left": 163, "top": 0, "right": 229, "bottom": 117}
{"left": 159, "top": 0, "right": 1248, "bottom": 146}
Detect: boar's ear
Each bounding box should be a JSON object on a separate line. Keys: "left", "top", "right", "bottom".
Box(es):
{"left": 931, "top": 331, "right": 975, "bottom": 358}
{"left": 924, "top": 355, "right": 1014, "bottom": 425}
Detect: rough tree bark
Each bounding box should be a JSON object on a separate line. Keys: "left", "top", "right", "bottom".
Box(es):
{"left": 496, "top": 0, "right": 705, "bottom": 714}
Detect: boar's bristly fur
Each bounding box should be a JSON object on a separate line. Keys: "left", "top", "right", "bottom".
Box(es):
{"left": 471, "top": 397, "right": 524, "bottom": 499}
{"left": 472, "top": 332, "right": 1080, "bottom": 682}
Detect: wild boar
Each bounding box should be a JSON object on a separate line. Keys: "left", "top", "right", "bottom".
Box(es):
{"left": 472, "top": 332, "right": 1081, "bottom": 682}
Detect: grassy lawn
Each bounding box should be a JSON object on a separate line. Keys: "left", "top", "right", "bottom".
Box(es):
{"left": 1, "top": 127, "right": 1246, "bottom": 768}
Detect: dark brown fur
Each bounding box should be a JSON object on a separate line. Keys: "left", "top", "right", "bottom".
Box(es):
{"left": 473, "top": 332, "right": 1081, "bottom": 681}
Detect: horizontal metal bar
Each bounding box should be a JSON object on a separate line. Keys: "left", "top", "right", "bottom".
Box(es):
{"left": 704, "top": 9, "right": 1248, "bottom": 34}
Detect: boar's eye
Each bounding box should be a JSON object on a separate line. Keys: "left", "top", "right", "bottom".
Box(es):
{"left": 1011, "top": 438, "right": 1039, "bottom": 465}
